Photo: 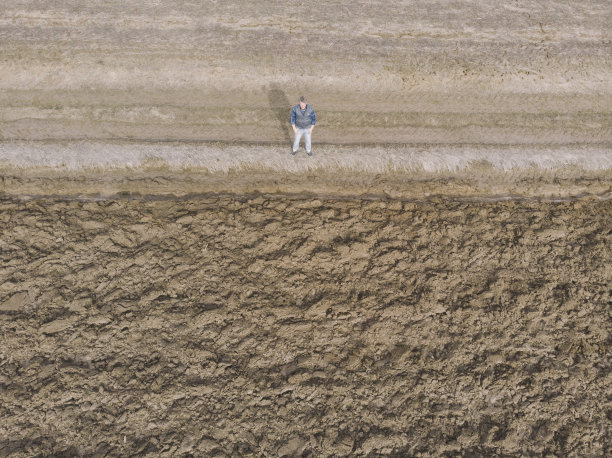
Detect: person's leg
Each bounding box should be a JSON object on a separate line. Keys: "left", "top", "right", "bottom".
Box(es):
{"left": 292, "top": 129, "right": 303, "bottom": 153}
{"left": 305, "top": 129, "right": 312, "bottom": 154}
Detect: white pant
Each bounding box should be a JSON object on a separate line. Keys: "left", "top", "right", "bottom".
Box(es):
{"left": 293, "top": 127, "right": 312, "bottom": 153}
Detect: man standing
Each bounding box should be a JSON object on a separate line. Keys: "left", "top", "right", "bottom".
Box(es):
{"left": 290, "top": 96, "right": 316, "bottom": 156}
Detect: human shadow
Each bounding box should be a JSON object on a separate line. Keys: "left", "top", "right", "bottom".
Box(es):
{"left": 267, "top": 83, "right": 292, "bottom": 143}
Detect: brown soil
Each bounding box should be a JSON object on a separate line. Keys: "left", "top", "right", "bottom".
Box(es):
{"left": 1, "top": 195, "right": 610, "bottom": 456}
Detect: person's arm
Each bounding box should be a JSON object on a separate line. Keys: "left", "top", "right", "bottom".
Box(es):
{"left": 309, "top": 108, "right": 316, "bottom": 131}
{"left": 290, "top": 106, "right": 297, "bottom": 132}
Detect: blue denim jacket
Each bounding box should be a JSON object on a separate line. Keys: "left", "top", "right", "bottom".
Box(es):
{"left": 290, "top": 105, "right": 316, "bottom": 127}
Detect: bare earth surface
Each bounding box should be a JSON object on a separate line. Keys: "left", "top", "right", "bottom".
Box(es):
{"left": 1, "top": 0, "right": 611, "bottom": 457}
{"left": 1, "top": 196, "right": 610, "bottom": 456}
{"left": 1, "top": 0, "right": 611, "bottom": 145}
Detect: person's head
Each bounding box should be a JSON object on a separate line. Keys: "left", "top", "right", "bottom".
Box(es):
{"left": 299, "top": 96, "right": 307, "bottom": 109}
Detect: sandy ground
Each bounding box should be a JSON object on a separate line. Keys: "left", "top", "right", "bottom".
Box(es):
{"left": 1, "top": 1, "right": 611, "bottom": 456}
{"left": 1, "top": 0, "right": 611, "bottom": 145}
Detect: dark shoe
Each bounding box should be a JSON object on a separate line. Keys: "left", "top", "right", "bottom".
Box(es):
{"left": 291, "top": 149, "right": 296, "bottom": 156}
{"left": 307, "top": 151, "right": 312, "bottom": 157}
